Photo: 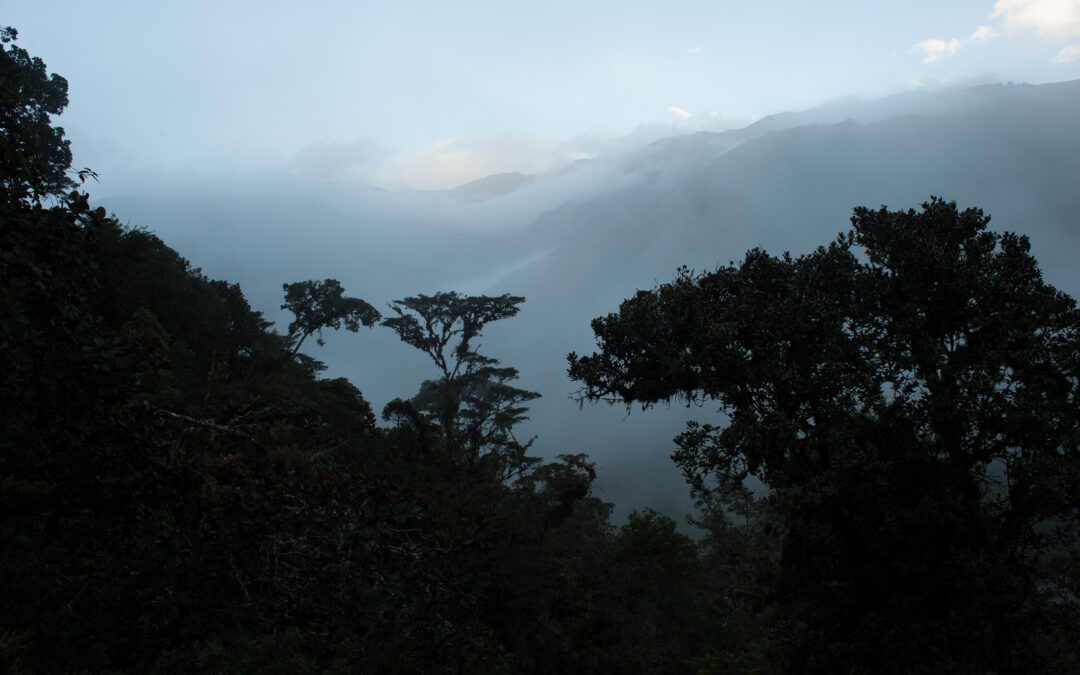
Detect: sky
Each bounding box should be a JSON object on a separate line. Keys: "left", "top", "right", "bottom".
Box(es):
{"left": 6, "top": 0, "right": 1080, "bottom": 191}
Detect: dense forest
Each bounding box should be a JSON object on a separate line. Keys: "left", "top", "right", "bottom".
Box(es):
{"left": 3, "top": 28, "right": 1079, "bottom": 674}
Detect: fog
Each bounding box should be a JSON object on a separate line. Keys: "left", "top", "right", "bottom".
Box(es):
{"left": 92, "top": 80, "right": 1080, "bottom": 525}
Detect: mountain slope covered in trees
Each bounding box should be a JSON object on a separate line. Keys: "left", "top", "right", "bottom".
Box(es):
{"left": 0, "top": 28, "right": 750, "bottom": 673}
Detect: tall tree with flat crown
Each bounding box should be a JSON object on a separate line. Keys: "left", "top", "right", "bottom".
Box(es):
{"left": 383, "top": 291, "right": 540, "bottom": 480}
{"left": 281, "top": 279, "right": 380, "bottom": 359}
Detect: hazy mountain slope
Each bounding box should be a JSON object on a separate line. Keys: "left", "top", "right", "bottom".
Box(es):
{"left": 95, "top": 80, "right": 1080, "bottom": 526}
{"left": 493, "top": 79, "right": 1080, "bottom": 523}
{"left": 437, "top": 171, "right": 537, "bottom": 202}
{"left": 515, "top": 80, "right": 1080, "bottom": 296}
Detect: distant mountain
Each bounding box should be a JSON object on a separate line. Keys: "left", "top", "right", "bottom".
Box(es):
{"left": 511, "top": 80, "right": 1080, "bottom": 297}
{"left": 438, "top": 171, "right": 537, "bottom": 202}
{"left": 491, "top": 79, "right": 1080, "bottom": 523}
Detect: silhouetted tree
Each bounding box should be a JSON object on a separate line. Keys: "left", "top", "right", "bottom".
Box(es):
{"left": 281, "top": 279, "right": 380, "bottom": 357}
{"left": 0, "top": 27, "right": 74, "bottom": 201}
{"left": 569, "top": 198, "right": 1080, "bottom": 673}
{"left": 383, "top": 292, "right": 540, "bottom": 478}
{"left": 1, "top": 28, "right": 764, "bottom": 674}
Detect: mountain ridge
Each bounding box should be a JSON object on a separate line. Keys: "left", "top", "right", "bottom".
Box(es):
{"left": 91, "top": 78, "right": 1080, "bottom": 524}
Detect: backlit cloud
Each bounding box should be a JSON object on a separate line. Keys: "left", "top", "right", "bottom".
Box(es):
{"left": 391, "top": 135, "right": 570, "bottom": 190}
{"left": 383, "top": 111, "right": 753, "bottom": 191}
{"left": 992, "top": 0, "right": 1080, "bottom": 39}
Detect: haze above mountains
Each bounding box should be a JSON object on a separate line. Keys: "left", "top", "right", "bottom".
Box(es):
{"left": 100, "top": 79, "right": 1080, "bottom": 523}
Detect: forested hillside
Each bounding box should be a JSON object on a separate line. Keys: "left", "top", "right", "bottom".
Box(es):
{"left": 0, "top": 28, "right": 757, "bottom": 673}
{"left": 98, "top": 78, "right": 1080, "bottom": 523}
{"left": 3, "top": 28, "right": 1079, "bottom": 674}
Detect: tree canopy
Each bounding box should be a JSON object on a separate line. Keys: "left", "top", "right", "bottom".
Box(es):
{"left": 0, "top": 27, "right": 74, "bottom": 201}
{"left": 570, "top": 198, "right": 1080, "bottom": 672}
{"left": 382, "top": 292, "right": 540, "bottom": 479}
{"left": 281, "top": 278, "right": 380, "bottom": 358}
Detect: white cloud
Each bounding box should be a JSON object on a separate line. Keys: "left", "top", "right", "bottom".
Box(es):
{"left": 969, "top": 24, "right": 1002, "bottom": 42}
{"left": 687, "top": 46, "right": 703, "bottom": 54}
{"left": 912, "top": 37, "right": 962, "bottom": 63}
{"left": 1052, "top": 43, "right": 1080, "bottom": 60}
{"left": 667, "top": 106, "right": 694, "bottom": 119}
{"left": 910, "top": 24, "right": 1002, "bottom": 64}
{"left": 992, "top": 0, "right": 1080, "bottom": 39}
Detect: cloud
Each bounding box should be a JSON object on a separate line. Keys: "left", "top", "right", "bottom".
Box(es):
{"left": 390, "top": 135, "right": 572, "bottom": 190}
{"left": 1052, "top": 43, "right": 1080, "bottom": 60}
{"left": 910, "top": 24, "right": 1001, "bottom": 64}
{"left": 992, "top": 0, "right": 1080, "bottom": 39}
{"left": 687, "top": 46, "right": 703, "bottom": 54}
{"left": 969, "top": 24, "right": 1002, "bottom": 42}
{"left": 288, "top": 137, "right": 392, "bottom": 183}
{"left": 382, "top": 111, "right": 754, "bottom": 191}
{"left": 667, "top": 106, "right": 694, "bottom": 119}
{"left": 912, "top": 38, "right": 962, "bottom": 63}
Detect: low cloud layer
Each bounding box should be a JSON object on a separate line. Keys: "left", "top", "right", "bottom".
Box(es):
{"left": 289, "top": 137, "right": 394, "bottom": 183}
{"left": 389, "top": 135, "right": 570, "bottom": 190}
{"left": 286, "top": 113, "right": 753, "bottom": 192}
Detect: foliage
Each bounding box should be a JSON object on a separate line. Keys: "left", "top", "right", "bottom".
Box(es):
{"left": 382, "top": 291, "right": 540, "bottom": 478}
{"left": 0, "top": 190, "right": 489, "bottom": 670}
{"left": 0, "top": 27, "right": 74, "bottom": 201}
{"left": 19, "top": 26, "right": 1073, "bottom": 674}
{"left": 0, "top": 31, "right": 720, "bottom": 668}
{"left": 281, "top": 278, "right": 380, "bottom": 358}
{"left": 0, "top": 191, "right": 155, "bottom": 472}
{"left": 570, "top": 198, "right": 1080, "bottom": 672}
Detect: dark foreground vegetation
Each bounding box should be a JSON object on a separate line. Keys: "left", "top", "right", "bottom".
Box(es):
{"left": 3, "top": 29, "right": 1079, "bottom": 673}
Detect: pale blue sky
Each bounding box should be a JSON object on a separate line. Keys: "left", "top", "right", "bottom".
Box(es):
{"left": 7, "top": 0, "right": 1080, "bottom": 189}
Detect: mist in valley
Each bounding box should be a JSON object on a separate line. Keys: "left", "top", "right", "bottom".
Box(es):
{"left": 3, "top": 1, "right": 1079, "bottom": 535}
{"left": 8, "top": 3, "right": 1080, "bottom": 670}
{"left": 84, "top": 80, "right": 1080, "bottom": 526}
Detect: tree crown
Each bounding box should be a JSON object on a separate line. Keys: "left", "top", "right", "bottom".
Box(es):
{"left": 0, "top": 27, "right": 75, "bottom": 201}
{"left": 281, "top": 279, "right": 380, "bottom": 357}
